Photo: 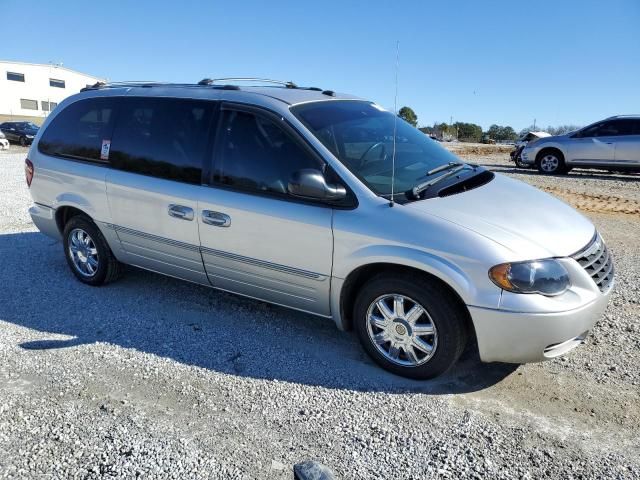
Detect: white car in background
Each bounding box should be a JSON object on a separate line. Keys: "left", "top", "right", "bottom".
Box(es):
{"left": 0, "top": 131, "right": 9, "bottom": 150}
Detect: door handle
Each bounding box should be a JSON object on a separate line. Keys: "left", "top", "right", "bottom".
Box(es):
{"left": 168, "top": 204, "right": 194, "bottom": 221}
{"left": 202, "top": 210, "right": 231, "bottom": 227}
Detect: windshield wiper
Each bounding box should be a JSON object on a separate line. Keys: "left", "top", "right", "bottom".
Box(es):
{"left": 425, "top": 161, "right": 464, "bottom": 176}
{"left": 408, "top": 164, "right": 471, "bottom": 199}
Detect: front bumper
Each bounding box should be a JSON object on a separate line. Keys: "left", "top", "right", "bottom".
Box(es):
{"left": 519, "top": 148, "right": 536, "bottom": 165}
{"left": 469, "top": 289, "right": 611, "bottom": 363}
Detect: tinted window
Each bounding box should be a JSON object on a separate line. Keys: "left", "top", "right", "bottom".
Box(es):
{"left": 580, "top": 119, "right": 633, "bottom": 137}
{"left": 110, "top": 98, "right": 213, "bottom": 184}
{"left": 214, "top": 109, "right": 323, "bottom": 195}
{"left": 7, "top": 72, "right": 24, "bottom": 82}
{"left": 39, "top": 98, "right": 114, "bottom": 161}
{"left": 49, "top": 78, "right": 65, "bottom": 88}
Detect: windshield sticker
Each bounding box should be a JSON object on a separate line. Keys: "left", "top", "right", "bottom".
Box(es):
{"left": 100, "top": 140, "right": 111, "bottom": 160}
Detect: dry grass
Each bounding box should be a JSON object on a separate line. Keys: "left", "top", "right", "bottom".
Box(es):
{"left": 444, "top": 142, "right": 513, "bottom": 158}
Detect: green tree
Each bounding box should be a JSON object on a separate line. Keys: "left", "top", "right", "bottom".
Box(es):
{"left": 398, "top": 106, "right": 418, "bottom": 127}
{"left": 455, "top": 122, "right": 483, "bottom": 142}
{"left": 486, "top": 124, "right": 517, "bottom": 142}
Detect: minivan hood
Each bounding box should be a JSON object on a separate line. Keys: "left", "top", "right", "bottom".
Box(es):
{"left": 405, "top": 174, "right": 594, "bottom": 259}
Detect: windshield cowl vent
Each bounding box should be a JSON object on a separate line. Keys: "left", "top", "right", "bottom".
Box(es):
{"left": 437, "top": 170, "right": 494, "bottom": 197}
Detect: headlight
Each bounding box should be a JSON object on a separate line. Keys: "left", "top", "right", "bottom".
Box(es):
{"left": 489, "top": 259, "right": 570, "bottom": 296}
{"left": 26, "top": 135, "right": 35, "bottom": 139}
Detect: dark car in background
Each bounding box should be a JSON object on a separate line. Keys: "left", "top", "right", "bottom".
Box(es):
{"left": 0, "top": 121, "right": 40, "bottom": 146}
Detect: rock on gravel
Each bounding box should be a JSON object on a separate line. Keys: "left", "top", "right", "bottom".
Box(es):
{"left": 1, "top": 148, "right": 639, "bottom": 479}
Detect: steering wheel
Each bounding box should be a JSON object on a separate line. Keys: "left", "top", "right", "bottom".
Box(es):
{"left": 358, "top": 142, "right": 386, "bottom": 167}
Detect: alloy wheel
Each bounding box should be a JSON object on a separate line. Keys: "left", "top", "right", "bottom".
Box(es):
{"left": 68, "top": 228, "right": 99, "bottom": 277}
{"left": 540, "top": 154, "right": 559, "bottom": 172}
{"left": 366, "top": 294, "right": 438, "bottom": 367}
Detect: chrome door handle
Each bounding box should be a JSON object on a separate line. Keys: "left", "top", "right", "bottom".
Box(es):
{"left": 168, "top": 204, "right": 194, "bottom": 221}
{"left": 202, "top": 210, "right": 231, "bottom": 227}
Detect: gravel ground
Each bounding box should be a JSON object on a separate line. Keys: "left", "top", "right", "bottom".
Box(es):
{"left": 0, "top": 146, "right": 638, "bottom": 479}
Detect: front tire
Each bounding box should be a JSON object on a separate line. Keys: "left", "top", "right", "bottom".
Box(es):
{"left": 19, "top": 137, "right": 27, "bottom": 147}
{"left": 63, "top": 215, "right": 122, "bottom": 286}
{"left": 353, "top": 273, "right": 468, "bottom": 379}
{"left": 536, "top": 150, "right": 567, "bottom": 174}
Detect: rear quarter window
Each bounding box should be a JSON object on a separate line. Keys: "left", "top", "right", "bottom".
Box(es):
{"left": 38, "top": 97, "right": 115, "bottom": 162}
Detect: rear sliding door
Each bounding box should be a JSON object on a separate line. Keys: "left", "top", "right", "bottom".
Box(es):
{"left": 105, "top": 97, "right": 215, "bottom": 285}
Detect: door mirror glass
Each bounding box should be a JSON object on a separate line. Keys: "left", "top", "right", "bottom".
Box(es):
{"left": 288, "top": 169, "right": 347, "bottom": 201}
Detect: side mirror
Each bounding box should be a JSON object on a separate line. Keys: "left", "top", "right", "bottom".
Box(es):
{"left": 288, "top": 169, "right": 347, "bottom": 201}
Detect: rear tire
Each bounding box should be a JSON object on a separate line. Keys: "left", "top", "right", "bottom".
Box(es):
{"left": 63, "top": 215, "right": 122, "bottom": 286}
{"left": 353, "top": 273, "right": 468, "bottom": 379}
{"left": 536, "top": 149, "right": 567, "bottom": 174}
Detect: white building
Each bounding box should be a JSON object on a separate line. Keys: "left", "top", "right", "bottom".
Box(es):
{"left": 0, "top": 60, "right": 105, "bottom": 124}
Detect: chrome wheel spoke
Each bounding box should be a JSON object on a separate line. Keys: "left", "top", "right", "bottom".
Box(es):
{"left": 413, "top": 324, "right": 435, "bottom": 336}
{"left": 412, "top": 336, "right": 433, "bottom": 354}
{"left": 393, "top": 295, "right": 405, "bottom": 317}
{"left": 369, "top": 314, "right": 387, "bottom": 330}
{"left": 373, "top": 332, "right": 388, "bottom": 345}
{"left": 405, "top": 346, "right": 419, "bottom": 364}
{"left": 405, "top": 305, "right": 424, "bottom": 325}
{"left": 376, "top": 299, "right": 394, "bottom": 320}
{"left": 388, "top": 344, "right": 400, "bottom": 360}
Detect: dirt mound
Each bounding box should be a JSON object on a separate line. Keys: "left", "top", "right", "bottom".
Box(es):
{"left": 543, "top": 187, "right": 640, "bottom": 216}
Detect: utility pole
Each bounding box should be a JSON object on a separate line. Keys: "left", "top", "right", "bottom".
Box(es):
{"left": 533, "top": 118, "right": 537, "bottom": 130}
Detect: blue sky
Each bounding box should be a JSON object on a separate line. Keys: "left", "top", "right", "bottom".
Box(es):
{"left": 4, "top": 0, "right": 639, "bottom": 130}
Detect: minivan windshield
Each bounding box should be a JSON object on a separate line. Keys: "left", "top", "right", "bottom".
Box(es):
{"left": 292, "top": 101, "right": 470, "bottom": 200}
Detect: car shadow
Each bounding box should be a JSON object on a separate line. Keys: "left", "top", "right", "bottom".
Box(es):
{"left": 0, "top": 231, "right": 517, "bottom": 395}
{"left": 484, "top": 164, "right": 640, "bottom": 182}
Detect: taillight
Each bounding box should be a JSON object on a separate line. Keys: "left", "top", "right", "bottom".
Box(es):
{"left": 25, "top": 158, "right": 34, "bottom": 187}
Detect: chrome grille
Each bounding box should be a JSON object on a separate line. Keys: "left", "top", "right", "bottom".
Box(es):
{"left": 573, "top": 234, "right": 614, "bottom": 293}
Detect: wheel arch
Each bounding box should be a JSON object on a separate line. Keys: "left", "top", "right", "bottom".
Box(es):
{"left": 536, "top": 146, "right": 566, "bottom": 164}
{"left": 55, "top": 205, "right": 93, "bottom": 234}
{"left": 334, "top": 261, "right": 476, "bottom": 342}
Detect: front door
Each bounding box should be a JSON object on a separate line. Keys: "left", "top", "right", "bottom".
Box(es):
{"left": 198, "top": 104, "right": 334, "bottom": 316}
{"left": 567, "top": 120, "right": 618, "bottom": 165}
{"left": 106, "top": 96, "right": 215, "bottom": 285}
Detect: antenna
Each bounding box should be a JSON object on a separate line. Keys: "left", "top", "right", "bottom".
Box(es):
{"left": 390, "top": 41, "right": 400, "bottom": 207}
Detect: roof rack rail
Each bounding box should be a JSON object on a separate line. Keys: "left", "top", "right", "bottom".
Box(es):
{"left": 199, "top": 77, "right": 299, "bottom": 89}
{"left": 605, "top": 114, "right": 640, "bottom": 119}
{"left": 81, "top": 81, "right": 175, "bottom": 92}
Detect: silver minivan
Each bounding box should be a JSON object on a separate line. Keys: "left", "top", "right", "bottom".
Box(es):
{"left": 26, "top": 80, "right": 613, "bottom": 379}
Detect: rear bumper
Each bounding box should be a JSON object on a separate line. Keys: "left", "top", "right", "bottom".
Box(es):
{"left": 29, "top": 204, "right": 61, "bottom": 241}
{"left": 469, "top": 290, "right": 611, "bottom": 363}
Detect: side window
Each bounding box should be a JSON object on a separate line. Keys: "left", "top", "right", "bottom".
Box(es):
{"left": 110, "top": 98, "right": 213, "bottom": 184}
{"left": 214, "top": 109, "right": 323, "bottom": 195}
{"left": 600, "top": 120, "right": 632, "bottom": 136}
{"left": 581, "top": 120, "right": 632, "bottom": 138}
{"left": 39, "top": 98, "right": 114, "bottom": 162}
